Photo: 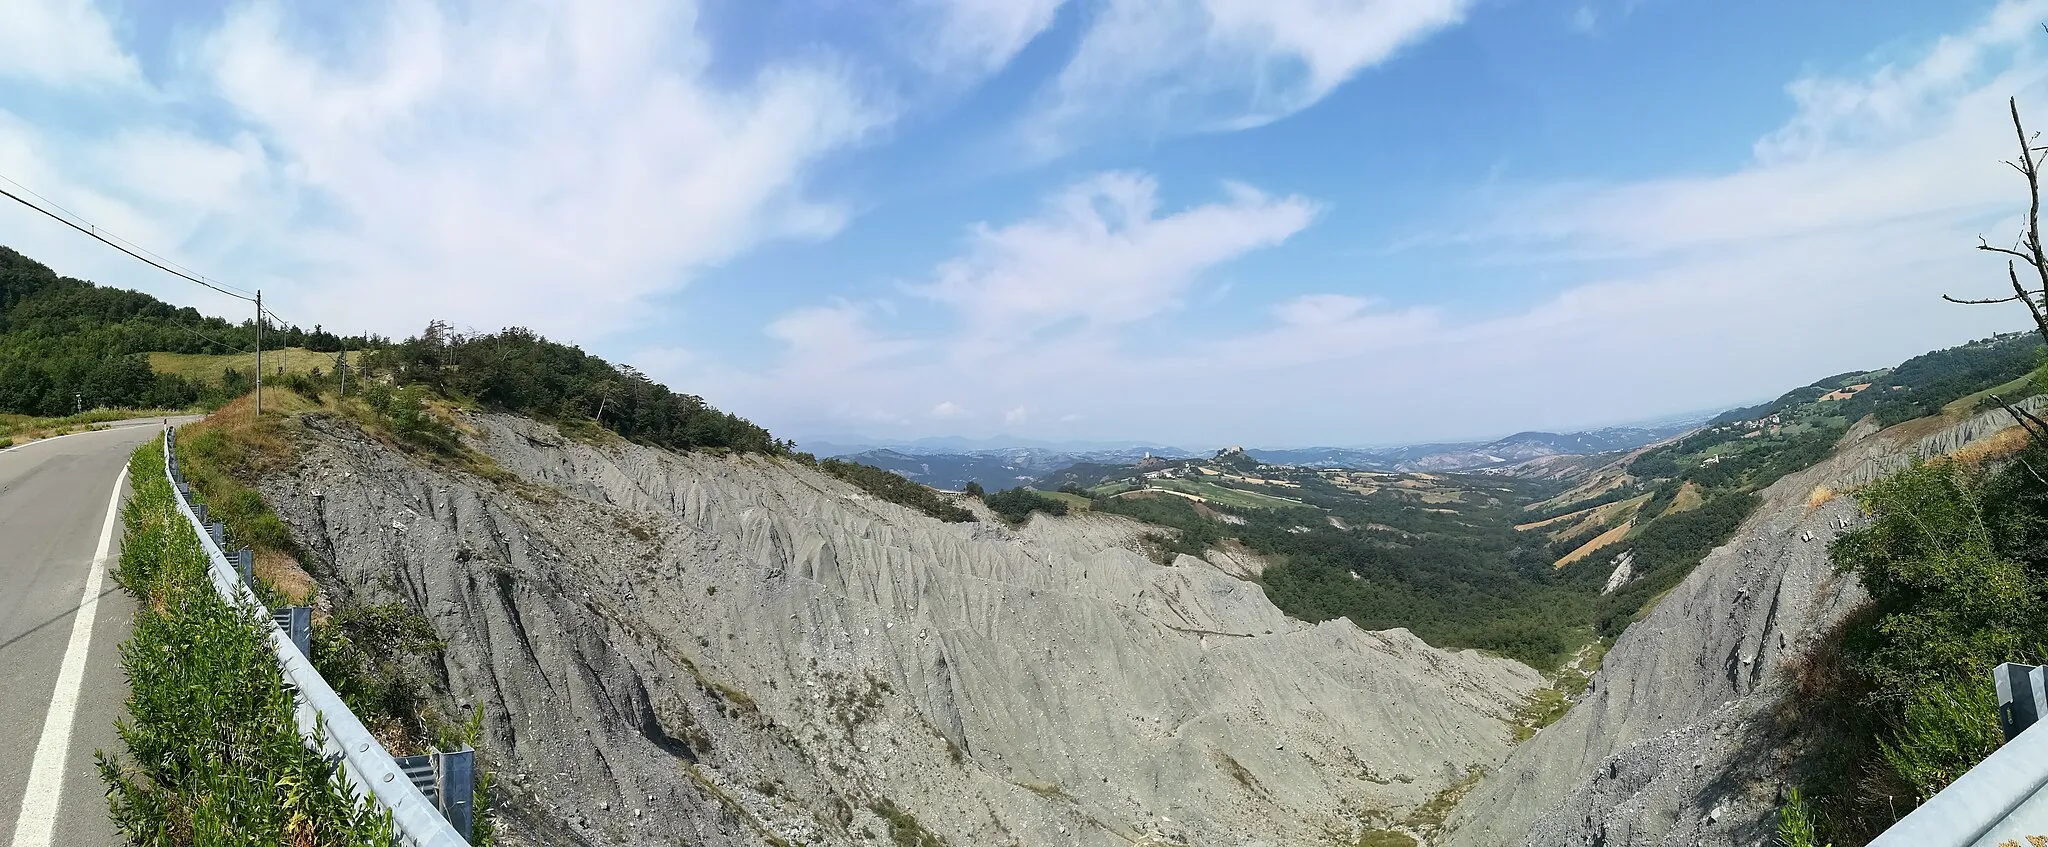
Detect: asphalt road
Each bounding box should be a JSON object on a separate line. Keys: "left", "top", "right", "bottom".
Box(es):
{"left": 0, "top": 421, "right": 183, "bottom": 847}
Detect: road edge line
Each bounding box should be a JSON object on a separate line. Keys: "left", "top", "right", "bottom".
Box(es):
{"left": 0, "top": 421, "right": 172, "bottom": 457}
{"left": 7, "top": 462, "right": 128, "bottom": 847}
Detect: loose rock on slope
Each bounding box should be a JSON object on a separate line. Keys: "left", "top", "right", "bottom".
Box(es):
{"left": 262, "top": 412, "right": 1543, "bottom": 846}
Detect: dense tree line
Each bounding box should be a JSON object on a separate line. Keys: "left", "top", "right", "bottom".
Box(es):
{"left": 1860, "top": 333, "right": 2042, "bottom": 425}
{"left": 363, "top": 322, "right": 781, "bottom": 454}
{"left": 0, "top": 245, "right": 375, "bottom": 416}
{"left": 1709, "top": 333, "right": 2042, "bottom": 430}
{"left": 1090, "top": 494, "right": 1222, "bottom": 560}
{"left": 1565, "top": 493, "right": 1759, "bottom": 636}
{"left": 983, "top": 487, "right": 1068, "bottom": 525}
{"left": 1248, "top": 487, "right": 1589, "bottom": 669}
{"left": 818, "top": 459, "right": 976, "bottom": 522}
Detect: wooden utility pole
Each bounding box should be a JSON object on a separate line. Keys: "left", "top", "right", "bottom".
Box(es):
{"left": 254, "top": 289, "right": 262, "bottom": 416}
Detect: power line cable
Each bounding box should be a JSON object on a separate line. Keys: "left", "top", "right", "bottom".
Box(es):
{"left": 0, "top": 182, "right": 256, "bottom": 304}
{"left": 165, "top": 316, "right": 251, "bottom": 353}
{"left": 0, "top": 172, "right": 255, "bottom": 298}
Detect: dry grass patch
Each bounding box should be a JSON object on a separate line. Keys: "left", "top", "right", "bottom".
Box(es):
{"left": 147, "top": 347, "right": 329, "bottom": 384}
{"left": 1662, "top": 482, "right": 1705, "bottom": 518}
{"left": 255, "top": 548, "right": 318, "bottom": 607}
{"left": 1515, "top": 507, "right": 1593, "bottom": 532}
{"left": 1805, "top": 485, "right": 1840, "bottom": 513}
{"left": 1554, "top": 522, "right": 1631, "bottom": 569}
{"left": 1953, "top": 424, "right": 2033, "bottom": 466}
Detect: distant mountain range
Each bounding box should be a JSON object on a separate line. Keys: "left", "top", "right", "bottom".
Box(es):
{"left": 822, "top": 445, "right": 1203, "bottom": 491}
{"left": 798, "top": 435, "right": 1194, "bottom": 458}
{"left": 818, "top": 423, "right": 1702, "bottom": 490}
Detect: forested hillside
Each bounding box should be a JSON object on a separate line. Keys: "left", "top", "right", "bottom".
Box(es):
{"left": 362, "top": 321, "right": 784, "bottom": 454}
{"left": 0, "top": 245, "right": 373, "bottom": 415}
{"left": 0, "top": 244, "right": 785, "bottom": 458}
{"left": 1047, "top": 334, "right": 2048, "bottom": 674}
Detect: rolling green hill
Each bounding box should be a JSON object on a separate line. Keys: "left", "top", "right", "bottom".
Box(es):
{"left": 1048, "top": 333, "right": 2048, "bottom": 670}
{"left": 0, "top": 245, "right": 377, "bottom": 416}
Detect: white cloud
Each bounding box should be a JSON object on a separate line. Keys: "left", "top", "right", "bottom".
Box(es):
{"left": 720, "top": 172, "right": 1315, "bottom": 432}
{"left": 0, "top": 0, "right": 887, "bottom": 340}
{"left": 0, "top": 0, "right": 141, "bottom": 88}
{"left": 200, "top": 0, "right": 882, "bottom": 336}
{"left": 1483, "top": 0, "right": 2045, "bottom": 261}
{"left": 920, "top": 172, "right": 1315, "bottom": 352}
{"left": 1757, "top": 0, "right": 2048, "bottom": 164}
{"left": 1030, "top": 0, "right": 1471, "bottom": 150}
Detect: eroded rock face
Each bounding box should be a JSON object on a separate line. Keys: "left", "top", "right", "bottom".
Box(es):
{"left": 1442, "top": 402, "right": 2045, "bottom": 847}
{"left": 262, "top": 413, "right": 1542, "bottom": 847}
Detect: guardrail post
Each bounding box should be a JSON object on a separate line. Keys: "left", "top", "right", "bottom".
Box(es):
{"left": 193, "top": 502, "right": 207, "bottom": 524}
{"left": 208, "top": 521, "right": 225, "bottom": 548}
{"left": 434, "top": 747, "right": 475, "bottom": 842}
{"left": 271, "top": 606, "right": 311, "bottom": 656}
{"left": 1996, "top": 662, "right": 2047, "bottom": 743}
{"left": 235, "top": 548, "right": 254, "bottom": 585}
{"left": 285, "top": 606, "right": 309, "bottom": 656}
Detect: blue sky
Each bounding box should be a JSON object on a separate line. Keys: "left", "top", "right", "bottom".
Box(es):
{"left": 1, "top": 0, "right": 2044, "bottom": 446}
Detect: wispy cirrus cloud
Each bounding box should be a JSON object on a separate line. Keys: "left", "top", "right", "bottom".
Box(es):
{"left": 908, "top": 0, "right": 1069, "bottom": 77}
{"left": 725, "top": 172, "right": 1316, "bottom": 432}
{"left": 1027, "top": 0, "right": 1472, "bottom": 152}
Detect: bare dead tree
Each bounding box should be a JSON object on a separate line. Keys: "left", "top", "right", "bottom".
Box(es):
{"left": 1949, "top": 98, "right": 2048, "bottom": 346}
{"left": 1949, "top": 98, "right": 2048, "bottom": 481}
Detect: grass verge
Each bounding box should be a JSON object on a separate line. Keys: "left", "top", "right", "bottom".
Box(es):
{"left": 175, "top": 390, "right": 500, "bottom": 843}
{"left": 98, "top": 437, "right": 399, "bottom": 846}
{"left": 0, "top": 407, "right": 195, "bottom": 450}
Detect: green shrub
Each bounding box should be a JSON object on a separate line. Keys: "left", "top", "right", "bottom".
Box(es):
{"left": 1776, "top": 788, "right": 1830, "bottom": 847}
{"left": 311, "top": 603, "right": 446, "bottom": 747}
{"left": 1787, "top": 451, "right": 2048, "bottom": 838}
{"left": 1833, "top": 460, "right": 2037, "bottom": 695}
{"left": 363, "top": 383, "right": 459, "bottom": 453}
{"left": 100, "top": 439, "right": 398, "bottom": 846}
{"left": 1878, "top": 675, "right": 2003, "bottom": 800}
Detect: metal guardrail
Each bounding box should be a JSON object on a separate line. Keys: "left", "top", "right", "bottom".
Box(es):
{"left": 1869, "top": 662, "right": 2048, "bottom": 846}
{"left": 162, "top": 426, "right": 473, "bottom": 846}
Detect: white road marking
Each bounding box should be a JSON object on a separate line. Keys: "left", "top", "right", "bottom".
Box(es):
{"left": 0, "top": 420, "right": 170, "bottom": 457}
{"left": 8, "top": 464, "right": 127, "bottom": 847}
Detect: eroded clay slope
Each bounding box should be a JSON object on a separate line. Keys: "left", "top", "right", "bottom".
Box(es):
{"left": 262, "top": 413, "right": 1542, "bottom": 847}
{"left": 1443, "top": 400, "right": 2047, "bottom": 847}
